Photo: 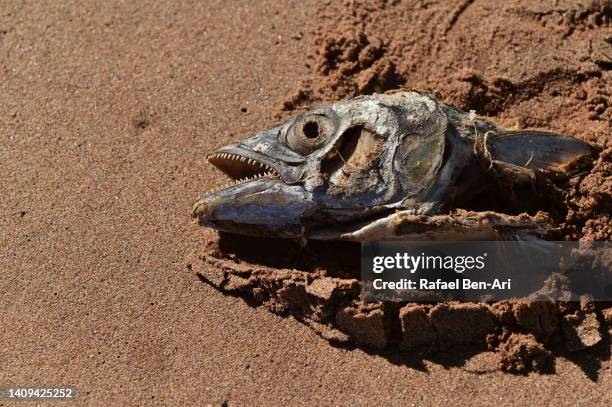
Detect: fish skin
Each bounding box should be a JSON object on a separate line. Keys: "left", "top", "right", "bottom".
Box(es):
{"left": 193, "top": 91, "right": 596, "bottom": 241}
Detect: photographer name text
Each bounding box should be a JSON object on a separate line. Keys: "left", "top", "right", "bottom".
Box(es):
{"left": 372, "top": 278, "right": 512, "bottom": 290}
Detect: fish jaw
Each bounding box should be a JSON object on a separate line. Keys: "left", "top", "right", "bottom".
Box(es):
{"left": 192, "top": 125, "right": 315, "bottom": 238}
{"left": 192, "top": 178, "right": 315, "bottom": 239}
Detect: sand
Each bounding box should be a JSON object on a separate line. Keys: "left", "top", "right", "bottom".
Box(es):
{"left": 0, "top": 0, "right": 610, "bottom": 405}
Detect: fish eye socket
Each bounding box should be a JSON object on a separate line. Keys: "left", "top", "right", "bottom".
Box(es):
{"left": 303, "top": 121, "right": 320, "bottom": 139}
{"left": 287, "top": 114, "right": 335, "bottom": 155}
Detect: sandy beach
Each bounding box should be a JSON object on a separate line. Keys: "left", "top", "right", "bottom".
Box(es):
{"left": 1, "top": 1, "right": 610, "bottom": 405}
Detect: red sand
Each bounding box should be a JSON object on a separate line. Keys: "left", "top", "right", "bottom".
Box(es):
{"left": 1, "top": 1, "right": 610, "bottom": 405}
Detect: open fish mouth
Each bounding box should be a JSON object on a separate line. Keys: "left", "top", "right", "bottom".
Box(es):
{"left": 192, "top": 148, "right": 313, "bottom": 237}
{"left": 205, "top": 151, "right": 282, "bottom": 193}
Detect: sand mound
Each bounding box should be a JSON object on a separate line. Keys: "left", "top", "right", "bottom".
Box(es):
{"left": 279, "top": 0, "right": 611, "bottom": 240}
{"left": 188, "top": 236, "right": 610, "bottom": 373}
{"left": 194, "top": 0, "right": 611, "bottom": 374}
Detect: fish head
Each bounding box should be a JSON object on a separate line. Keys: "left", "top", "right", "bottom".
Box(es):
{"left": 192, "top": 91, "right": 449, "bottom": 239}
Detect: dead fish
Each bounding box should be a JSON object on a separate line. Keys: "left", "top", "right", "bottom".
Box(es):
{"left": 192, "top": 91, "right": 595, "bottom": 241}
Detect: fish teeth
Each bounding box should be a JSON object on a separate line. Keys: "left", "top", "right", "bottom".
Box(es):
{"left": 203, "top": 151, "right": 285, "bottom": 194}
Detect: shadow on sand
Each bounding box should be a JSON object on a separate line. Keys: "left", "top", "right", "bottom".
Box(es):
{"left": 192, "top": 232, "right": 610, "bottom": 380}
